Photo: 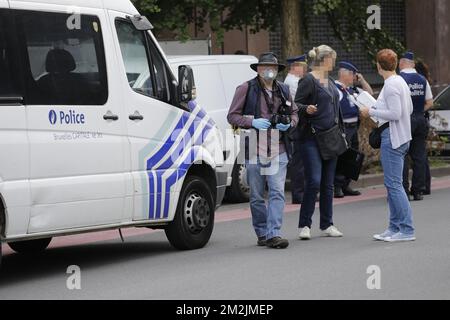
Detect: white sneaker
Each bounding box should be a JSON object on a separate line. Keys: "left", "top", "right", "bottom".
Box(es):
{"left": 298, "top": 227, "right": 311, "bottom": 240}
{"left": 322, "top": 226, "right": 344, "bottom": 238}
{"left": 373, "top": 229, "right": 397, "bottom": 241}
{"left": 384, "top": 232, "right": 416, "bottom": 242}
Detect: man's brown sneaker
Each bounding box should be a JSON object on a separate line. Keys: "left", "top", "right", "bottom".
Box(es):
{"left": 266, "top": 237, "right": 289, "bottom": 249}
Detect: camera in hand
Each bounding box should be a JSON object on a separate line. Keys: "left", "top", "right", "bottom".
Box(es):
{"left": 270, "top": 113, "right": 291, "bottom": 128}
{"left": 270, "top": 103, "right": 291, "bottom": 128}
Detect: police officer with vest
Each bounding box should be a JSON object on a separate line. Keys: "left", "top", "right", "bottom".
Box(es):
{"left": 227, "top": 52, "right": 299, "bottom": 249}
{"left": 284, "top": 54, "right": 308, "bottom": 204}
{"left": 334, "top": 61, "right": 373, "bottom": 198}
{"left": 399, "top": 52, "right": 434, "bottom": 201}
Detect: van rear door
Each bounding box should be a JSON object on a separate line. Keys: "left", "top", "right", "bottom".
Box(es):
{"left": 9, "top": 4, "right": 129, "bottom": 233}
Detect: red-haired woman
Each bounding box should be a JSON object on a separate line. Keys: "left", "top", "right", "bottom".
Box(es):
{"left": 360, "top": 49, "right": 416, "bottom": 242}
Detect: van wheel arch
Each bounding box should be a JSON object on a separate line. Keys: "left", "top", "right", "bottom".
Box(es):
{"left": 0, "top": 195, "right": 6, "bottom": 240}
{"left": 185, "top": 163, "right": 217, "bottom": 204}
{"left": 0, "top": 195, "right": 5, "bottom": 269}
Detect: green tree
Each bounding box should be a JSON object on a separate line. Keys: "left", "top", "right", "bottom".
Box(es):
{"left": 132, "top": 0, "right": 405, "bottom": 63}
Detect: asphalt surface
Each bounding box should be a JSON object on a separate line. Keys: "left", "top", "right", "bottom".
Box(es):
{"left": 1, "top": 179, "right": 450, "bottom": 300}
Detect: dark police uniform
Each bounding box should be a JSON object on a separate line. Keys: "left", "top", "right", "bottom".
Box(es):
{"left": 284, "top": 55, "right": 308, "bottom": 204}
{"left": 400, "top": 68, "right": 430, "bottom": 198}
{"left": 334, "top": 61, "right": 362, "bottom": 197}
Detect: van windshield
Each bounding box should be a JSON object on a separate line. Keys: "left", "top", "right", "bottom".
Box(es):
{"left": 0, "top": 11, "right": 22, "bottom": 99}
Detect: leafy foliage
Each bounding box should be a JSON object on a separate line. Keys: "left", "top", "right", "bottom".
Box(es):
{"left": 132, "top": 0, "right": 406, "bottom": 62}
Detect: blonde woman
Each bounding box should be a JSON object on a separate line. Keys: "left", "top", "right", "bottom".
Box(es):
{"left": 294, "top": 45, "right": 344, "bottom": 240}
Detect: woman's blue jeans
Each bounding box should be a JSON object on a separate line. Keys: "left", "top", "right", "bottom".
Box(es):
{"left": 298, "top": 138, "right": 337, "bottom": 230}
{"left": 381, "top": 129, "right": 415, "bottom": 235}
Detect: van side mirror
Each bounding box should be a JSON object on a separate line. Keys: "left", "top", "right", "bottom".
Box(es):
{"left": 178, "top": 65, "right": 196, "bottom": 103}
{"left": 128, "top": 15, "right": 153, "bottom": 31}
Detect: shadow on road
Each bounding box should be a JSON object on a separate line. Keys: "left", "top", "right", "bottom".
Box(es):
{"left": 0, "top": 240, "right": 176, "bottom": 286}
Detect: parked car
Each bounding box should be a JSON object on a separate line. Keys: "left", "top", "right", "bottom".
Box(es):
{"left": 430, "top": 86, "right": 450, "bottom": 154}
{"left": 167, "top": 55, "right": 259, "bottom": 203}
{"left": 0, "top": 0, "right": 227, "bottom": 267}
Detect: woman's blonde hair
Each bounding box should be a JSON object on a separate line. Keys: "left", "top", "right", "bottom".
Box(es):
{"left": 308, "top": 45, "right": 337, "bottom": 67}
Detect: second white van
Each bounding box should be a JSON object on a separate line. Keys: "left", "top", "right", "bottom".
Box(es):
{"left": 167, "top": 55, "right": 259, "bottom": 203}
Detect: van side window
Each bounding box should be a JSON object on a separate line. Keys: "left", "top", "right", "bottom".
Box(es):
{"left": 115, "top": 20, "right": 154, "bottom": 97}
{"left": 0, "top": 11, "right": 22, "bottom": 98}
{"left": 146, "top": 37, "right": 170, "bottom": 103}
{"left": 16, "top": 10, "right": 108, "bottom": 105}
{"left": 115, "top": 20, "right": 171, "bottom": 103}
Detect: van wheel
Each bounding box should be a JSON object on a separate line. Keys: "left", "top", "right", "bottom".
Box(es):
{"left": 225, "top": 163, "right": 250, "bottom": 203}
{"left": 8, "top": 238, "right": 52, "bottom": 254}
{"left": 165, "top": 176, "right": 214, "bottom": 250}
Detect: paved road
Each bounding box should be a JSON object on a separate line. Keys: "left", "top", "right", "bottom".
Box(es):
{"left": 1, "top": 178, "right": 450, "bottom": 300}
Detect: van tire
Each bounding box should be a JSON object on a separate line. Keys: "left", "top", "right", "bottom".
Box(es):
{"left": 8, "top": 238, "right": 52, "bottom": 254}
{"left": 225, "top": 163, "right": 250, "bottom": 203}
{"left": 165, "top": 176, "right": 214, "bottom": 250}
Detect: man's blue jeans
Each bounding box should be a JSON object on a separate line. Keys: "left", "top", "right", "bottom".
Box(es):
{"left": 381, "top": 129, "right": 415, "bottom": 235}
{"left": 246, "top": 153, "right": 289, "bottom": 240}
{"left": 298, "top": 138, "right": 337, "bottom": 230}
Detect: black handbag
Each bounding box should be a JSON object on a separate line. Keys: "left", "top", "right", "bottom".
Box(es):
{"left": 369, "top": 123, "right": 389, "bottom": 149}
{"left": 313, "top": 124, "right": 348, "bottom": 161}
{"left": 311, "top": 80, "right": 348, "bottom": 160}
{"left": 336, "top": 148, "right": 365, "bottom": 181}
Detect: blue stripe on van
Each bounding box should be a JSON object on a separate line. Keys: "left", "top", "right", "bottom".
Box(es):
{"left": 162, "top": 123, "right": 214, "bottom": 218}
{"left": 145, "top": 107, "right": 210, "bottom": 220}
{"left": 149, "top": 172, "right": 155, "bottom": 219}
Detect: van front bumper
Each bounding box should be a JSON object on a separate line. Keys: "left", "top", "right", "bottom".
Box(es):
{"left": 215, "top": 170, "right": 228, "bottom": 208}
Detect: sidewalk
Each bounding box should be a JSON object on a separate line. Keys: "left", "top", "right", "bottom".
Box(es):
{"left": 352, "top": 165, "right": 450, "bottom": 189}
{"left": 286, "top": 165, "right": 450, "bottom": 190}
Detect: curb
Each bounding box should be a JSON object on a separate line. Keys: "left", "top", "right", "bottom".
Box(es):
{"left": 352, "top": 165, "right": 450, "bottom": 189}
{"left": 285, "top": 165, "right": 450, "bottom": 191}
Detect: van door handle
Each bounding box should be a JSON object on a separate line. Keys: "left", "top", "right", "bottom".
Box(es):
{"left": 129, "top": 112, "right": 144, "bottom": 121}
{"left": 103, "top": 112, "right": 119, "bottom": 121}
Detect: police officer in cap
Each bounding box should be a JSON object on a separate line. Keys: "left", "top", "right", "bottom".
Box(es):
{"left": 399, "top": 51, "right": 434, "bottom": 201}
{"left": 334, "top": 61, "right": 373, "bottom": 198}
{"left": 284, "top": 54, "right": 308, "bottom": 204}
{"left": 285, "top": 55, "right": 308, "bottom": 101}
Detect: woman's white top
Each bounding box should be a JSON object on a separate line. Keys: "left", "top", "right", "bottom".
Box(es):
{"left": 369, "top": 75, "right": 413, "bottom": 149}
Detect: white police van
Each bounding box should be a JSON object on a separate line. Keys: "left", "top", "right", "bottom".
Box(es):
{"left": 0, "top": 0, "right": 227, "bottom": 267}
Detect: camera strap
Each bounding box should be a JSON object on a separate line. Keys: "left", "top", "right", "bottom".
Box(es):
{"left": 258, "top": 78, "right": 275, "bottom": 114}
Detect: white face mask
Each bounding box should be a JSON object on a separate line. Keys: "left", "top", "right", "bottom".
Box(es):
{"left": 261, "top": 68, "right": 278, "bottom": 81}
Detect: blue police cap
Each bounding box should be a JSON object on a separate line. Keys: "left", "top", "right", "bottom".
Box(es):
{"left": 287, "top": 54, "right": 307, "bottom": 65}
{"left": 339, "top": 61, "right": 359, "bottom": 73}
{"left": 402, "top": 51, "right": 414, "bottom": 61}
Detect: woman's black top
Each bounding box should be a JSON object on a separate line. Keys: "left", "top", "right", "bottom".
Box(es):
{"left": 294, "top": 73, "right": 340, "bottom": 141}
